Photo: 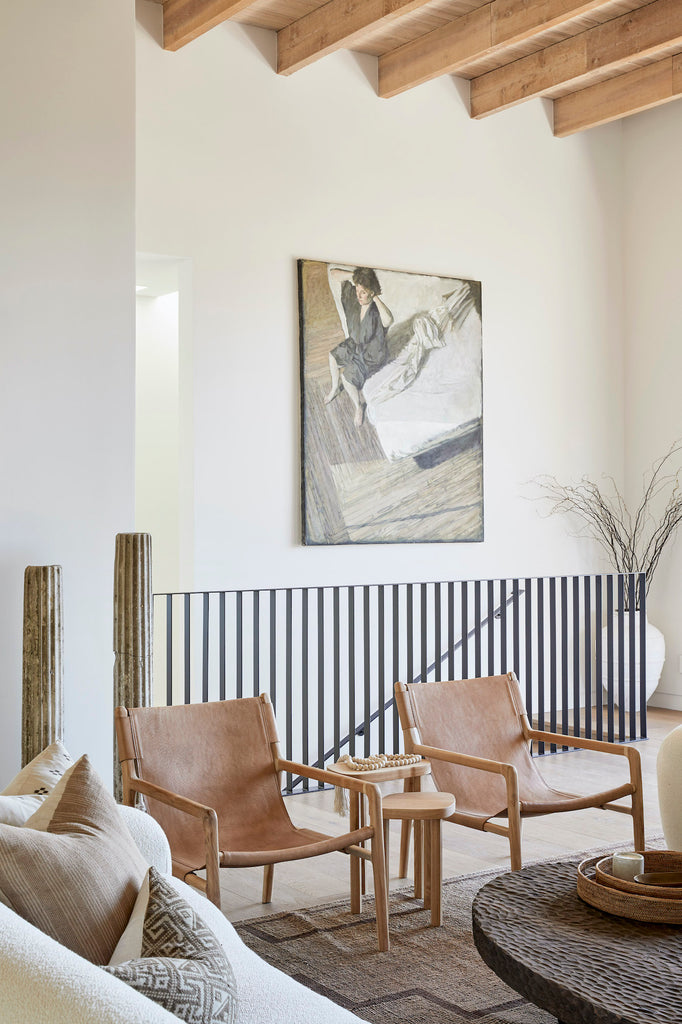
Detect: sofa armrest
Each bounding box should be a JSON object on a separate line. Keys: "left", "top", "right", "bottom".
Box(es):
{"left": 0, "top": 901, "right": 176, "bottom": 1024}
{"left": 116, "top": 805, "right": 172, "bottom": 875}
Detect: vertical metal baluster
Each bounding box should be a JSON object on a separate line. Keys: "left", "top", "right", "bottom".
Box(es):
{"left": 628, "top": 573, "right": 637, "bottom": 740}
{"left": 317, "top": 587, "right": 325, "bottom": 778}
{"left": 572, "top": 576, "right": 580, "bottom": 740}
{"left": 487, "top": 579, "right": 495, "bottom": 675}
{"left": 434, "top": 583, "right": 441, "bottom": 683}
{"left": 333, "top": 586, "right": 340, "bottom": 763}
{"left": 583, "top": 576, "right": 592, "bottom": 739}
{"left": 512, "top": 579, "right": 520, "bottom": 682}
{"left": 420, "top": 583, "right": 428, "bottom": 684}
{"left": 474, "top": 580, "right": 482, "bottom": 677}
{"left": 536, "top": 577, "right": 545, "bottom": 753}
{"left": 270, "top": 590, "right": 277, "bottom": 707}
{"left": 606, "top": 575, "right": 614, "bottom": 742}
{"left": 253, "top": 591, "right": 260, "bottom": 699}
{"left": 285, "top": 589, "right": 293, "bottom": 792}
{"left": 378, "top": 585, "right": 386, "bottom": 752}
{"left": 638, "top": 573, "right": 647, "bottom": 739}
{"left": 236, "top": 592, "right": 243, "bottom": 699}
{"left": 447, "top": 582, "right": 455, "bottom": 679}
{"left": 499, "top": 579, "right": 507, "bottom": 674}
{"left": 617, "top": 576, "right": 625, "bottom": 742}
{"left": 348, "top": 587, "right": 356, "bottom": 757}
{"left": 363, "top": 586, "right": 371, "bottom": 756}
{"left": 525, "top": 578, "right": 532, "bottom": 727}
{"left": 461, "top": 582, "right": 469, "bottom": 679}
{"left": 595, "top": 575, "right": 603, "bottom": 740}
{"left": 166, "top": 594, "right": 173, "bottom": 706}
{"left": 184, "top": 593, "right": 191, "bottom": 705}
{"left": 560, "top": 577, "right": 568, "bottom": 746}
{"left": 549, "top": 576, "right": 557, "bottom": 751}
{"left": 302, "top": 589, "right": 309, "bottom": 790}
{"left": 219, "top": 592, "right": 226, "bottom": 701}
{"left": 407, "top": 584, "right": 414, "bottom": 684}
{"left": 392, "top": 585, "right": 400, "bottom": 750}
{"left": 202, "top": 592, "right": 209, "bottom": 703}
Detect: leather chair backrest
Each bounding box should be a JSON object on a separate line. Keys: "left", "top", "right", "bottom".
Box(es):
{"left": 125, "top": 697, "right": 291, "bottom": 862}
{"left": 404, "top": 675, "right": 547, "bottom": 817}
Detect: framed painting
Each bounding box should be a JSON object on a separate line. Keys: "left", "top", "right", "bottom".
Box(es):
{"left": 298, "top": 259, "right": 483, "bottom": 544}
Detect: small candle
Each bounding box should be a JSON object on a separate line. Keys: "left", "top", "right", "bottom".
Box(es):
{"left": 612, "top": 851, "right": 645, "bottom": 881}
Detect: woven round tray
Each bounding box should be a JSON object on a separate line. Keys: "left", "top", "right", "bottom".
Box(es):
{"left": 595, "top": 851, "right": 682, "bottom": 899}
{"left": 578, "top": 853, "right": 682, "bottom": 924}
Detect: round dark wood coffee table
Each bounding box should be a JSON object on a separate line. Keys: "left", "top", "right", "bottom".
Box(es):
{"left": 472, "top": 860, "right": 682, "bottom": 1024}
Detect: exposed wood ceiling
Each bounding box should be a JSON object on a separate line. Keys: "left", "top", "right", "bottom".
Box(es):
{"left": 154, "top": 0, "right": 682, "bottom": 135}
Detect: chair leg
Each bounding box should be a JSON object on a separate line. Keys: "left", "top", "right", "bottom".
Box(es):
{"left": 399, "top": 820, "right": 412, "bottom": 878}
{"left": 399, "top": 776, "right": 415, "bottom": 878}
{"left": 383, "top": 819, "right": 390, "bottom": 879}
{"left": 508, "top": 811, "right": 523, "bottom": 872}
{"left": 366, "top": 786, "right": 390, "bottom": 952}
{"left": 429, "top": 820, "right": 442, "bottom": 927}
{"left": 414, "top": 819, "right": 423, "bottom": 899}
{"left": 262, "top": 863, "right": 274, "bottom": 904}
{"left": 204, "top": 810, "right": 222, "bottom": 908}
{"left": 423, "top": 825, "right": 431, "bottom": 909}
{"left": 628, "top": 748, "right": 646, "bottom": 850}
{"left": 350, "top": 792, "right": 361, "bottom": 914}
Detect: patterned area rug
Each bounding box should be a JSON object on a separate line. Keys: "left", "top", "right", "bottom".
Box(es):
{"left": 234, "top": 840, "right": 665, "bottom": 1024}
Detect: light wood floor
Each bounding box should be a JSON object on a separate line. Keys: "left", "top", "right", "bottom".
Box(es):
{"left": 220, "top": 707, "right": 682, "bottom": 922}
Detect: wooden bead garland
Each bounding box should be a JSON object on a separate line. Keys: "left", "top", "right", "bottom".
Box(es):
{"left": 336, "top": 752, "right": 422, "bottom": 771}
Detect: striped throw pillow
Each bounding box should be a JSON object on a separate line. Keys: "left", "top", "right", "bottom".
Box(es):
{"left": 0, "top": 755, "right": 147, "bottom": 964}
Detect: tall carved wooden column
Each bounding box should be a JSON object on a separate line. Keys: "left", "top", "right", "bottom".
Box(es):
{"left": 113, "top": 533, "right": 152, "bottom": 800}
{"left": 22, "top": 565, "right": 64, "bottom": 767}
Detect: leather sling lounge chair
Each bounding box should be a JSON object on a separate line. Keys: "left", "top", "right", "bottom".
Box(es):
{"left": 395, "top": 672, "right": 645, "bottom": 871}
{"left": 115, "top": 694, "right": 390, "bottom": 951}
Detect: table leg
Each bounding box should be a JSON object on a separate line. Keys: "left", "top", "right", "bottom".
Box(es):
{"left": 414, "top": 818, "right": 423, "bottom": 900}
{"left": 429, "top": 819, "right": 442, "bottom": 927}
{"left": 399, "top": 777, "right": 415, "bottom": 878}
{"left": 360, "top": 795, "right": 367, "bottom": 896}
{"left": 350, "top": 791, "right": 361, "bottom": 914}
{"left": 423, "top": 822, "right": 431, "bottom": 910}
{"left": 383, "top": 819, "right": 390, "bottom": 878}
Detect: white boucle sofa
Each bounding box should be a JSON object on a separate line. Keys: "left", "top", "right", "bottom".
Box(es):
{"left": 0, "top": 805, "right": 366, "bottom": 1024}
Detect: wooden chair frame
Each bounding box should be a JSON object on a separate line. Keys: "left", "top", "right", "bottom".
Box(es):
{"left": 115, "top": 695, "right": 390, "bottom": 951}
{"left": 396, "top": 675, "right": 645, "bottom": 871}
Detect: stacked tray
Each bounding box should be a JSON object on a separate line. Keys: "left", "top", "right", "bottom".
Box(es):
{"left": 577, "top": 850, "right": 682, "bottom": 923}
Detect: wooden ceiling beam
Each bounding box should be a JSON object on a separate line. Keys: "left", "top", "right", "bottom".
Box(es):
{"left": 277, "top": 0, "right": 434, "bottom": 76}
{"left": 379, "top": 0, "right": 612, "bottom": 99}
{"left": 553, "top": 51, "right": 682, "bottom": 136}
{"left": 162, "top": 0, "right": 258, "bottom": 51}
{"left": 470, "top": 0, "right": 682, "bottom": 118}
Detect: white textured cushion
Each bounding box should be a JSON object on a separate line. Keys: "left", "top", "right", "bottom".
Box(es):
{"left": 170, "top": 880, "right": 365, "bottom": 1024}
{"left": 0, "top": 900, "right": 178, "bottom": 1024}
{"left": 117, "top": 805, "right": 173, "bottom": 875}
{"left": 0, "top": 874, "right": 365, "bottom": 1024}
{"left": 0, "top": 742, "right": 73, "bottom": 826}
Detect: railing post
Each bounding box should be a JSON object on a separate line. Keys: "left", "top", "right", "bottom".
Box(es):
{"left": 113, "top": 533, "right": 152, "bottom": 800}
{"left": 22, "top": 565, "right": 64, "bottom": 766}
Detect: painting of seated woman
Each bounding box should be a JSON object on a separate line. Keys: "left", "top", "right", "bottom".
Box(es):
{"left": 298, "top": 258, "right": 483, "bottom": 545}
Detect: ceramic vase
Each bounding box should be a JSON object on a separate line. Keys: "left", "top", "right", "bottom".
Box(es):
{"left": 600, "top": 615, "right": 665, "bottom": 710}
{"left": 657, "top": 724, "right": 682, "bottom": 849}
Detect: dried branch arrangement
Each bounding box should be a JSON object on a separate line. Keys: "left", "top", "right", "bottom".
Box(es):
{"left": 535, "top": 442, "right": 682, "bottom": 599}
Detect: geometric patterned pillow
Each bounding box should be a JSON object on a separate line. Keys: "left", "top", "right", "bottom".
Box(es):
{"left": 103, "top": 867, "right": 237, "bottom": 1024}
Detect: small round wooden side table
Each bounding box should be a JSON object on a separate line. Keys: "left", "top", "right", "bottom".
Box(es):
{"left": 382, "top": 791, "right": 456, "bottom": 926}
{"left": 328, "top": 759, "right": 432, "bottom": 913}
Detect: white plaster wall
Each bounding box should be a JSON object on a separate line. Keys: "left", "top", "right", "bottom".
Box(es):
{"left": 136, "top": 293, "right": 181, "bottom": 593}
{"left": 623, "top": 102, "right": 682, "bottom": 709}
{"left": 136, "top": 3, "right": 625, "bottom": 596}
{"left": 0, "top": 1, "right": 136, "bottom": 783}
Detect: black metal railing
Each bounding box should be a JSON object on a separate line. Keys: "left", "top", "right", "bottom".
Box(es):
{"left": 153, "top": 572, "right": 647, "bottom": 792}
